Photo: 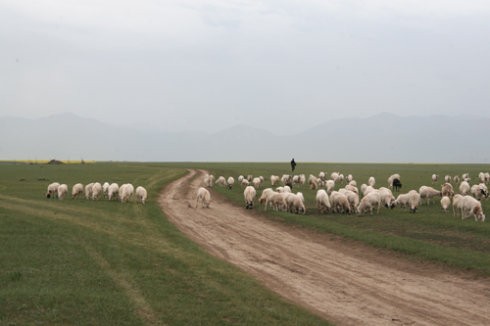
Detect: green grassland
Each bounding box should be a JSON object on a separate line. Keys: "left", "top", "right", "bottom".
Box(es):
{"left": 0, "top": 162, "right": 328, "bottom": 325}
{"left": 1, "top": 161, "right": 489, "bottom": 325}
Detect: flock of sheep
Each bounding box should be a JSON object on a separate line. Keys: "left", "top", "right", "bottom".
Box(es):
{"left": 45, "top": 181, "right": 148, "bottom": 204}
{"left": 196, "top": 171, "right": 488, "bottom": 222}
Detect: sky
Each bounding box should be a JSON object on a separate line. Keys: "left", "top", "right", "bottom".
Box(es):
{"left": 1, "top": 0, "right": 490, "bottom": 135}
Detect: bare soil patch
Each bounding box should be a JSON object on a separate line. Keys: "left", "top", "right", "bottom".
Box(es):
{"left": 159, "top": 169, "right": 490, "bottom": 326}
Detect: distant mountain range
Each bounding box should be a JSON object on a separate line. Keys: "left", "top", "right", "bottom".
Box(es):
{"left": 1, "top": 112, "right": 489, "bottom": 163}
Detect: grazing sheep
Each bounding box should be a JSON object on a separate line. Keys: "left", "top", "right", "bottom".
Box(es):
{"left": 362, "top": 185, "right": 376, "bottom": 196}
{"left": 331, "top": 172, "right": 340, "bottom": 182}
{"left": 344, "top": 184, "right": 359, "bottom": 194}
{"left": 478, "top": 172, "right": 486, "bottom": 183}
{"left": 227, "top": 177, "right": 235, "bottom": 190}
{"left": 119, "top": 183, "right": 134, "bottom": 203}
{"left": 238, "top": 175, "right": 244, "bottom": 183}
{"left": 453, "top": 175, "right": 460, "bottom": 185}
{"left": 452, "top": 194, "right": 464, "bottom": 216}
{"left": 258, "top": 188, "right": 275, "bottom": 210}
{"left": 395, "top": 193, "right": 411, "bottom": 209}
{"left": 215, "top": 176, "right": 227, "bottom": 187}
{"left": 339, "top": 188, "right": 360, "bottom": 212}
{"left": 135, "top": 186, "right": 147, "bottom": 204}
{"left": 57, "top": 184, "right": 68, "bottom": 200}
{"left": 407, "top": 190, "right": 421, "bottom": 213}
{"left": 196, "top": 187, "right": 211, "bottom": 208}
{"left": 252, "top": 177, "right": 262, "bottom": 189}
{"left": 247, "top": 175, "right": 253, "bottom": 182}
{"left": 46, "top": 182, "right": 60, "bottom": 199}
{"left": 102, "top": 182, "right": 110, "bottom": 198}
{"left": 368, "top": 176, "right": 376, "bottom": 187}
{"left": 470, "top": 183, "right": 488, "bottom": 200}
{"left": 444, "top": 175, "right": 452, "bottom": 183}
{"left": 203, "top": 174, "right": 215, "bottom": 187}
{"left": 108, "top": 183, "right": 119, "bottom": 201}
{"left": 241, "top": 178, "right": 250, "bottom": 187}
{"left": 287, "top": 192, "right": 306, "bottom": 214}
{"left": 276, "top": 186, "right": 291, "bottom": 193}
{"left": 84, "top": 183, "right": 94, "bottom": 200}
{"left": 459, "top": 181, "right": 471, "bottom": 195}
{"left": 71, "top": 183, "right": 84, "bottom": 199}
{"left": 243, "top": 185, "right": 257, "bottom": 209}
{"left": 432, "top": 174, "right": 438, "bottom": 183}
{"left": 441, "top": 183, "right": 455, "bottom": 198}
{"left": 378, "top": 187, "right": 396, "bottom": 208}
{"left": 330, "top": 191, "right": 351, "bottom": 214}
{"left": 270, "top": 175, "right": 280, "bottom": 186}
{"left": 462, "top": 173, "right": 471, "bottom": 182}
{"left": 348, "top": 180, "right": 357, "bottom": 187}
{"left": 460, "top": 196, "right": 485, "bottom": 222}
{"left": 357, "top": 191, "right": 381, "bottom": 215}
{"left": 318, "top": 171, "right": 326, "bottom": 180}
{"left": 387, "top": 174, "right": 401, "bottom": 188}
{"left": 315, "top": 189, "right": 331, "bottom": 213}
{"left": 440, "top": 196, "right": 451, "bottom": 213}
{"left": 347, "top": 174, "right": 354, "bottom": 182}
{"left": 419, "top": 186, "right": 441, "bottom": 205}
{"left": 270, "top": 192, "right": 288, "bottom": 211}
{"left": 308, "top": 175, "right": 319, "bottom": 190}
{"left": 281, "top": 174, "right": 293, "bottom": 188}
{"left": 325, "top": 180, "right": 335, "bottom": 194}
{"left": 91, "top": 182, "right": 103, "bottom": 200}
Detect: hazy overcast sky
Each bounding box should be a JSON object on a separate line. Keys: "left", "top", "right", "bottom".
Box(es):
{"left": 1, "top": 0, "right": 490, "bottom": 134}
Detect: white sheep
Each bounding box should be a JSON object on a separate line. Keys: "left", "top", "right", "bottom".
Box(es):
{"left": 195, "top": 187, "right": 211, "bottom": 208}
{"left": 453, "top": 175, "right": 460, "bottom": 185}
{"left": 431, "top": 174, "right": 438, "bottom": 183}
{"left": 407, "top": 190, "right": 421, "bottom": 213}
{"left": 238, "top": 175, "right": 244, "bottom": 183}
{"left": 339, "top": 188, "right": 359, "bottom": 212}
{"left": 441, "top": 183, "right": 455, "bottom": 198}
{"left": 357, "top": 191, "right": 381, "bottom": 215}
{"left": 326, "top": 180, "right": 335, "bottom": 194}
{"left": 108, "top": 183, "right": 119, "bottom": 201}
{"left": 57, "top": 184, "right": 68, "bottom": 200}
{"left": 135, "top": 186, "right": 147, "bottom": 204}
{"left": 460, "top": 196, "right": 485, "bottom": 222}
{"left": 470, "top": 183, "right": 488, "bottom": 200}
{"left": 46, "top": 182, "right": 60, "bottom": 199}
{"left": 459, "top": 181, "right": 470, "bottom": 195}
{"left": 444, "top": 175, "right": 452, "bottom": 183}
{"left": 215, "top": 176, "right": 227, "bottom": 187}
{"left": 308, "top": 175, "right": 319, "bottom": 190}
{"left": 452, "top": 194, "right": 464, "bottom": 216}
{"left": 368, "top": 176, "right": 376, "bottom": 187}
{"left": 395, "top": 193, "right": 411, "bottom": 209}
{"left": 203, "top": 174, "right": 215, "bottom": 188}
{"left": 330, "top": 191, "right": 351, "bottom": 214}
{"left": 227, "top": 177, "right": 235, "bottom": 190}
{"left": 318, "top": 171, "right": 326, "bottom": 180}
{"left": 243, "top": 185, "right": 257, "bottom": 209}
{"left": 270, "top": 192, "right": 288, "bottom": 211}
{"left": 102, "top": 182, "right": 110, "bottom": 198}
{"left": 119, "top": 183, "right": 134, "bottom": 203}
{"left": 440, "top": 196, "right": 451, "bottom": 213}
{"left": 252, "top": 177, "right": 262, "bottom": 189}
{"left": 241, "top": 178, "right": 250, "bottom": 187}
{"left": 378, "top": 187, "right": 396, "bottom": 208}
{"left": 286, "top": 192, "right": 306, "bottom": 214}
{"left": 419, "top": 186, "right": 441, "bottom": 205}
{"left": 91, "top": 182, "right": 103, "bottom": 200}
{"left": 84, "top": 183, "right": 94, "bottom": 200}
{"left": 270, "top": 175, "right": 280, "bottom": 186}
{"left": 71, "top": 183, "right": 84, "bottom": 199}
{"left": 315, "top": 189, "right": 331, "bottom": 213}
{"left": 258, "top": 188, "right": 275, "bottom": 210}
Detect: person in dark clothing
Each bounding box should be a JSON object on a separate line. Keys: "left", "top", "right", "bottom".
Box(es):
{"left": 290, "top": 158, "right": 296, "bottom": 172}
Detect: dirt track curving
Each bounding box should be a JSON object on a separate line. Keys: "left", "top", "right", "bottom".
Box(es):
{"left": 159, "top": 169, "right": 490, "bottom": 325}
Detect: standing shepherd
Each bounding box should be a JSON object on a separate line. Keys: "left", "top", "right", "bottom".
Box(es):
{"left": 290, "top": 158, "right": 296, "bottom": 172}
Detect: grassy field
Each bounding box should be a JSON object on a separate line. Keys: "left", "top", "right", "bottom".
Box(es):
{"left": 188, "top": 162, "right": 490, "bottom": 276}
{"left": 0, "top": 162, "right": 328, "bottom": 325}
{"left": 1, "top": 161, "right": 489, "bottom": 325}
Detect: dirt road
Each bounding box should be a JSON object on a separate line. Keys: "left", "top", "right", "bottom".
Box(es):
{"left": 159, "top": 169, "right": 490, "bottom": 325}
